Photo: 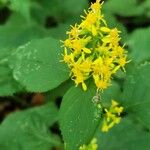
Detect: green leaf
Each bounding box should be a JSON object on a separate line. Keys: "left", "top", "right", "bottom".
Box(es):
{"left": 120, "top": 64, "right": 150, "bottom": 128}
{"left": 0, "top": 48, "right": 23, "bottom": 96}
{"left": 0, "top": 15, "right": 47, "bottom": 95}
{"left": 143, "top": 0, "right": 150, "bottom": 18}
{"left": 128, "top": 27, "right": 150, "bottom": 64}
{"left": 101, "top": 81, "right": 122, "bottom": 107}
{"left": 47, "top": 23, "right": 70, "bottom": 40}
{"left": 0, "top": 102, "right": 60, "bottom": 150}
{"left": 0, "top": 65, "right": 23, "bottom": 96}
{"left": 104, "top": 0, "right": 146, "bottom": 17}
{"left": 35, "top": 0, "right": 88, "bottom": 22}
{"left": 9, "top": 37, "right": 69, "bottom": 92}
{"left": 59, "top": 84, "right": 101, "bottom": 150}
{"left": 96, "top": 118, "right": 150, "bottom": 150}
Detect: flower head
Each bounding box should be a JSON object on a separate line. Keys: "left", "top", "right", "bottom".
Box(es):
{"left": 61, "top": 0, "right": 129, "bottom": 91}
{"left": 79, "top": 138, "right": 98, "bottom": 150}
{"left": 101, "top": 100, "right": 124, "bottom": 132}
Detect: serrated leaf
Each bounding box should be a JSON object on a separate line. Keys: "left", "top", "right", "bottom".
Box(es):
{"left": 59, "top": 85, "right": 101, "bottom": 150}
{"left": 9, "top": 37, "right": 69, "bottom": 92}
{"left": 0, "top": 102, "right": 60, "bottom": 150}
{"left": 0, "top": 16, "right": 46, "bottom": 95}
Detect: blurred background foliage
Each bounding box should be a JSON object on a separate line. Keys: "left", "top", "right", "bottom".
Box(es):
{"left": 0, "top": 0, "right": 149, "bottom": 150}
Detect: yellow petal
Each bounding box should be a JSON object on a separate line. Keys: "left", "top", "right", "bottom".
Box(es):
{"left": 112, "top": 65, "right": 120, "bottom": 74}
{"left": 82, "top": 82, "right": 87, "bottom": 91}
{"left": 100, "top": 27, "right": 111, "bottom": 32}
{"left": 111, "top": 99, "right": 119, "bottom": 107}
{"left": 101, "top": 121, "right": 109, "bottom": 132}
{"left": 102, "top": 36, "right": 110, "bottom": 43}
{"left": 82, "top": 47, "right": 91, "bottom": 53}
{"left": 81, "top": 52, "right": 85, "bottom": 60}
{"left": 91, "top": 25, "right": 97, "bottom": 36}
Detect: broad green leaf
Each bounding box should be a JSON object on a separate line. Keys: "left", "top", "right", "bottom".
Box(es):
{"left": 96, "top": 117, "right": 150, "bottom": 150}
{"left": 0, "top": 102, "right": 60, "bottom": 150}
{"left": 120, "top": 64, "right": 150, "bottom": 128}
{"left": 59, "top": 85, "right": 101, "bottom": 150}
{"left": 0, "top": 16, "right": 46, "bottom": 95}
{"left": 128, "top": 27, "right": 150, "bottom": 64}
{"left": 9, "top": 37, "right": 69, "bottom": 92}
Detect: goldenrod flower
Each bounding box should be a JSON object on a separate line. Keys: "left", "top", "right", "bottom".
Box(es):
{"left": 79, "top": 138, "right": 98, "bottom": 150}
{"left": 62, "top": 0, "right": 129, "bottom": 91}
{"left": 101, "top": 100, "right": 124, "bottom": 132}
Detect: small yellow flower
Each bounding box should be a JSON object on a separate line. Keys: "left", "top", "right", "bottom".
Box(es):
{"left": 95, "top": 79, "right": 110, "bottom": 90}
{"left": 101, "top": 100, "right": 124, "bottom": 132}
{"left": 80, "top": 12, "right": 98, "bottom": 29}
{"left": 114, "top": 106, "right": 124, "bottom": 115}
{"left": 101, "top": 120, "right": 109, "bottom": 132}
{"left": 79, "top": 138, "right": 98, "bottom": 150}
{"left": 67, "top": 24, "right": 80, "bottom": 38}
{"left": 62, "top": 48, "right": 74, "bottom": 63}
{"left": 111, "top": 99, "right": 119, "bottom": 107}
{"left": 90, "top": 0, "right": 101, "bottom": 13}
{"left": 118, "top": 56, "right": 130, "bottom": 72}
{"left": 100, "top": 27, "right": 110, "bottom": 32}
{"left": 109, "top": 28, "right": 121, "bottom": 47}
{"left": 63, "top": 39, "right": 72, "bottom": 47}
{"left": 82, "top": 82, "right": 87, "bottom": 91}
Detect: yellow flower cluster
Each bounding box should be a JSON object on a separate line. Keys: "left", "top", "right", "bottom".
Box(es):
{"left": 62, "top": 0, "right": 128, "bottom": 91}
{"left": 79, "top": 138, "right": 98, "bottom": 150}
{"left": 101, "top": 100, "right": 123, "bottom": 132}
